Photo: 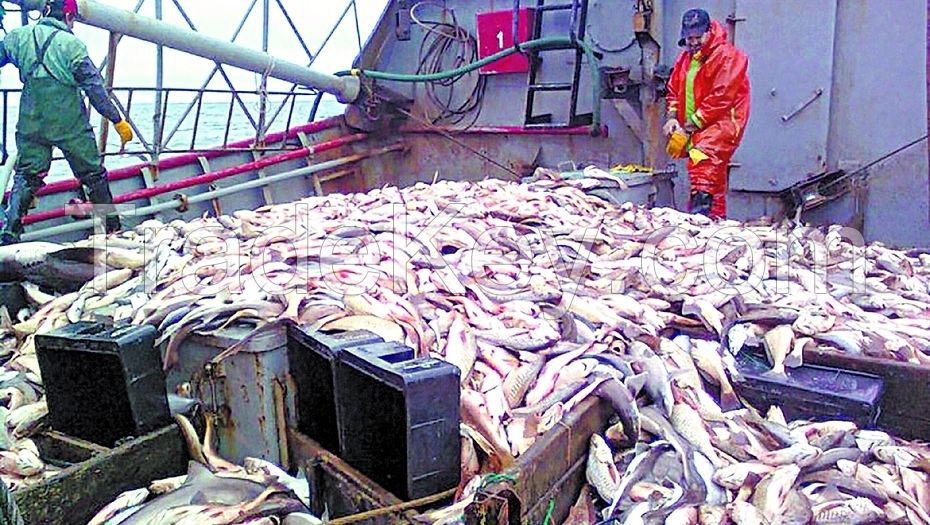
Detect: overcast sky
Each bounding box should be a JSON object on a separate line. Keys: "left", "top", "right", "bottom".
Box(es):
{"left": 0, "top": 0, "right": 390, "bottom": 95}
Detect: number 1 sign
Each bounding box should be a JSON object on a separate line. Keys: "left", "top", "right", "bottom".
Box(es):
{"left": 476, "top": 8, "right": 535, "bottom": 75}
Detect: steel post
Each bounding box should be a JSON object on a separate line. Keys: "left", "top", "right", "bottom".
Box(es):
{"left": 154, "top": 0, "right": 164, "bottom": 160}
{"left": 4, "top": 0, "right": 361, "bottom": 102}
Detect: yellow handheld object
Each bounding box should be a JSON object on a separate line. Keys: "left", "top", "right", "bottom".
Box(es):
{"left": 666, "top": 130, "right": 689, "bottom": 159}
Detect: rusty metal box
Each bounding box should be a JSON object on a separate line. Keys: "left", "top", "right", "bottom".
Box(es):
{"left": 166, "top": 323, "right": 294, "bottom": 465}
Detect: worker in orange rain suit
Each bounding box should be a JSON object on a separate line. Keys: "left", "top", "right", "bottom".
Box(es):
{"left": 664, "top": 8, "right": 750, "bottom": 219}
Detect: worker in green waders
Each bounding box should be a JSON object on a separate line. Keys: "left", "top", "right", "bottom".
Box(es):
{"left": 0, "top": 0, "right": 133, "bottom": 245}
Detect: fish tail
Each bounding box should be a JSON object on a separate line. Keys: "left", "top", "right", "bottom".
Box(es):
{"left": 719, "top": 387, "right": 743, "bottom": 412}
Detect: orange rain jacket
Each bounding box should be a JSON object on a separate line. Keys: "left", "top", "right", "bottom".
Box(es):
{"left": 666, "top": 19, "right": 750, "bottom": 218}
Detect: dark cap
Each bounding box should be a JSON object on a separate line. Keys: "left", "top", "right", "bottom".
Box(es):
{"left": 678, "top": 8, "right": 711, "bottom": 46}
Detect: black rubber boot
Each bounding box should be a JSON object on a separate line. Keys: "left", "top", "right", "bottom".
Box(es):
{"left": 0, "top": 178, "right": 38, "bottom": 246}
{"left": 83, "top": 180, "right": 121, "bottom": 234}
{"left": 689, "top": 190, "right": 714, "bottom": 217}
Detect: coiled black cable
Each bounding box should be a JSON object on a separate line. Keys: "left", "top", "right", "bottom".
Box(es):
{"left": 410, "top": 1, "right": 486, "bottom": 127}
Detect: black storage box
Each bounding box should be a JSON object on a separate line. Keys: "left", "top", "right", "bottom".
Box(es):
{"left": 286, "top": 326, "right": 384, "bottom": 454}
{"left": 35, "top": 322, "right": 171, "bottom": 447}
{"left": 733, "top": 349, "right": 884, "bottom": 428}
{"left": 336, "top": 343, "right": 460, "bottom": 500}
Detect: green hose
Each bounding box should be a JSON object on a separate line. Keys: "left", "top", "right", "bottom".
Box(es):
{"left": 355, "top": 36, "right": 603, "bottom": 133}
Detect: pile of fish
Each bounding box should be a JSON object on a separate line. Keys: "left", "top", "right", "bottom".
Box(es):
{"left": 1, "top": 173, "right": 930, "bottom": 498}
{"left": 86, "top": 415, "right": 319, "bottom": 525}
{"left": 581, "top": 393, "right": 930, "bottom": 525}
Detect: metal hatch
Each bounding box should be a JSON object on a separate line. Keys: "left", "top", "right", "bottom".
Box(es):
{"left": 729, "top": 0, "right": 837, "bottom": 193}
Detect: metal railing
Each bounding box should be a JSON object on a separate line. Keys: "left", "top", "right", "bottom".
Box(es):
{"left": 0, "top": 0, "right": 365, "bottom": 168}
{"left": 0, "top": 86, "right": 330, "bottom": 166}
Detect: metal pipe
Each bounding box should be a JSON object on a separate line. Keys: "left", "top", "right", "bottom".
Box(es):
{"left": 23, "top": 132, "right": 367, "bottom": 225}
{"left": 258, "top": 0, "right": 270, "bottom": 143}
{"left": 401, "top": 125, "right": 609, "bottom": 136}
{"left": 154, "top": 0, "right": 164, "bottom": 159}
{"left": 22, "top": 144, "right": 403, "bottom": 241}
{"left": 4, "top": 0, "right": 361, "bottom": 102}
{"left": 21, "top": 117, "right": 343, "bottom": 199}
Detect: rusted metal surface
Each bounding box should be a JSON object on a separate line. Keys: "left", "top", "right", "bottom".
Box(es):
{"left": 803, "top": 348, "right": 930, "bottom": 440}
{"left": 499, "top": 397, "right": 613, "bottom": 525}
{"left": 14, "top": 425, "right": 189, "bottom": 525}
{"left": 167, "top": 324, "right": 295, "bottom": 465}
{"left": 287, "top": 396, "right": 613, "bottom": 525}
{"left": 288, "top": 428, "right": 416, "bottom": 524}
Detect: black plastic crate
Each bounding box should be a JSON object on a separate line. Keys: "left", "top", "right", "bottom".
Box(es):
{"left": 336, "top": 345, "right": 460, "bottom": 500}
{"left": 733, "top": 349, "right": 884, "bottom": 428}
{"left": 35, "top": 322, "right": 170, "bottom": 447}
{"left": 286, "top": 326, "right": 384, "bottom": 454}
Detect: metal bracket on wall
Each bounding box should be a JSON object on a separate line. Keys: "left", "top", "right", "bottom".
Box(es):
{"left": 395, "top": 0, "right": 411, "bottom": 41}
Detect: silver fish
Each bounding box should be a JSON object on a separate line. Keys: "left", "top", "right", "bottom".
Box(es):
{"left": 586, "top": 434, "right": 620, "bottom": 502}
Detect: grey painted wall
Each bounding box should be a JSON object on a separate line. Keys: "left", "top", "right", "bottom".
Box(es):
{"left": 353, "top": 0, "right": 930, "bottom": 247}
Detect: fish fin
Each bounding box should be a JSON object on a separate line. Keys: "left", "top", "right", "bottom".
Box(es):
{"left": 189, "top": 490, "right": 210, "bottom": 505}
{"left": 186, "top": 460, "right": 214, "bottom": 483}
{"left": 760, "top": 368, "right": 788, "bottom": 381}
{"left": 623, "top": 373, "right": 648, "bottom": 397}
{"left": 719, "top": 388, "right": 743, "bottom": 413}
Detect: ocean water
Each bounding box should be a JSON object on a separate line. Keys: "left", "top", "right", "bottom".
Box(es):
{"left": 1, "top": 95, "right": 346, "bottom": 184}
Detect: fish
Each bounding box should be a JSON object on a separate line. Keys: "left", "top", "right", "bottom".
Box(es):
{"left": 631, "top": 346, "right": 675, "bottom": 416}
{"left": 751, "top": 465, "right": 801, "bottom": 523}
{"left": 460, "top": 389, "right": 515, "bottom": 469}
{"left": 698, "top": 505, "right": 728, "bottom": 525}
{"left": 799, "top": 470, "right": 888, "bottom": 505}
{"left": 88, "top": 487, "right": 151, "bottom": 525}
{"left": 605, "top": 441, "right": 673, "bottom": 519}
{"left": 762, "top": 325, "right": 794, "bottom": 376}
{"left": 774, "top": 490, "right": 813, "bottom": 525}
{"left": 689, "top": 339, "right": 741, "bottom": 411}
{"left": 759, "top": 443, "right": 822, "bottom": 468}
{"left": 682, "top": 297, "right": 724, "bottom": 335}
{"left": 728, "top": 500, "right": 770, "bottom": 525}
{"left": 443, "top": 312, "right": 477, "bottom": 384}
{"left": 502, "top": 354, "right": 545, "bottom": 408}
{"left": 802, "top": 447, "right": 863, "bottom": 473}
{"left": 475, "top": 327, "right": 560, "bottom": 352}
{"left": 110, "top": 461, "right": 271, "bottom": 525}
{"left": 836, "top": 460, "right": 924, "bottom": 517}
{"left": 319, "top": 315, "right": 405, "bottom": 343}
{"left": 811, "top": 497, "right": 885, "bottom": 524}
{"left": 713, "top": 462, "right": 775, "bottom": 490}
{"left": 0, "top": 242, "right": 106, "bottom": 292}
{"left": 671, "top": 403, "right": 723, "bottom": 468}
{"left": 592, "top": 378, "right": 640, "bottom": 446}
{"left": 693, "top": 451, "right": 728, "bottom": 506}
{"left": 586, "top": 434, "right": 620, "bottom": 502}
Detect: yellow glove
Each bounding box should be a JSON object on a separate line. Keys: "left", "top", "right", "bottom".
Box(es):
{"left": 688, "top": 148, "right": 711, "bottom": 164}
{"left": 666, "top": 131, "right": 689, "bottom": 159}
{"left": 114, "top": 119, "right": 133, "bottom": 146}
